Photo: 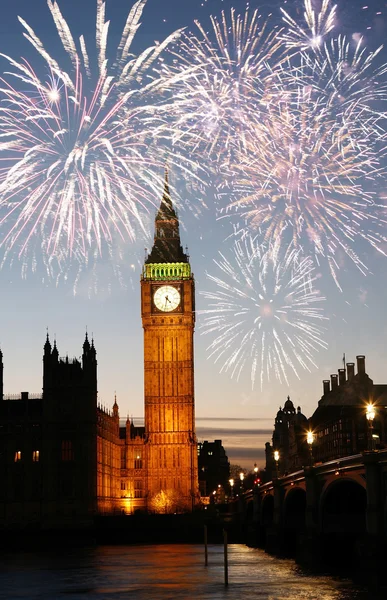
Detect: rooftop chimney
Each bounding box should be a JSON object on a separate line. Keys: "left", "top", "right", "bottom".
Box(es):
{"left": 347, "top": 363, "right": 355, "bottom": 380}
{"left": 338, "top": 368, "right": 346, "bottom": 386}
{"left": 356, "top": 355, "right": 365, "bottom": 376}
{"left": 331, "top": 374, "right": 338, "bottom": 390}
{"left": 323, "top": 380, "right": 330, "bottom": 395}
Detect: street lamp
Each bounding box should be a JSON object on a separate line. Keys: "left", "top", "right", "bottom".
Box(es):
{"left": 253, "top": 463, "right": 258, "bottom": 475}
{"left": 307, "top": 430, "right": 314, "bottom": 466}
{"left": 229, "top": 478, "right": 234, "bottom": 499}
{"left": 274, "top": 450, "right": 280, "bottom": 477}
{"left": 366, "top": 403, "right": 376, "bottom": 451}
{"left": 239, "top": 471, "right": 245, "bottom": 492}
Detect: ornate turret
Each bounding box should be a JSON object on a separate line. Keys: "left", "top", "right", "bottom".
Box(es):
{"left": 52, "top": 339, "right": 59, "bottom": 361}
{"left": 83, "top": 332, "right": 90, "bottom": 354}
{"left": 113, "top": 394, "right": 119, "bottom": 418}
{"left": 283, "top": 395, "right": 295, "bottom": 415}
{"left": 44, "top": 332, "right": 52, "bottom": 356}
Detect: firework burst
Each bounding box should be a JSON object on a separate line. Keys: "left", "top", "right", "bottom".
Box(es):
{"left": 280, "top": 0, "right": 336, "bottom": 51}
{"left": 200, "top": 235, "right": 327, "bottom": 390}
{"left": 222, "top": 2, "right": 387, "bottom": 287}
{"left": 0, "top": 0, "right": 186, "bottom": 265}
{"left": 161, "top": 5, "right": 285, "bottom": 162}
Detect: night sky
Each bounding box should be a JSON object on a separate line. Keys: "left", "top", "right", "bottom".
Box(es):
{"left": 0, "top": 0, "right": 387, "bottom": 467}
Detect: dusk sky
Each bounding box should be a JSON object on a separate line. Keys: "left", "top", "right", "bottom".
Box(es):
{"left": 1, "top": 0, "right": 387, "bottom": 468}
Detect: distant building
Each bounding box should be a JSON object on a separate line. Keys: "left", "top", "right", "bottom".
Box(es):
{"left": 0, "top": 174, "right": 199, "bottom": 530}
{"left": 265, "top": 355, "right": 387, "bottom": 478}
{"left": 198, "top": 440, "right": 230, "bottom": 496}
{"left": 265, "top": 396, "right": 308, "bottom": 479}
{"left": 310, "top": 356, "right": 387, "bottom": 462}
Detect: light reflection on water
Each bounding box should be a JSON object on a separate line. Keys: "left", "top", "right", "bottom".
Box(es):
{"left": 0, "top": 544, "right": 371, "bottom": 600}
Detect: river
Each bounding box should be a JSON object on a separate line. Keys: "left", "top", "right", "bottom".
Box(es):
{"left": 0, "top": 544, "right": 375, "bottom": 600}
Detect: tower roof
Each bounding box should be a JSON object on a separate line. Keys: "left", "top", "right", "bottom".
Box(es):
{"left": 44, "top": 332, "right": 51, "bottom": 354}
{"left": 83, "top": 332, "right": 90, "bottom": 352}
{"left": 284, "top": 395, "right": 295, "bottom": 412}
{"left": 145, "top": 169, "right": 189, "bottom": 265}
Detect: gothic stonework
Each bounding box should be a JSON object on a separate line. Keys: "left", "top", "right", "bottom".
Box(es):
{"left": 0, "top": 173, "right": 199, "bottom": 527}
{"left": 141, "top": 171, "right": 198, "bottom": 509}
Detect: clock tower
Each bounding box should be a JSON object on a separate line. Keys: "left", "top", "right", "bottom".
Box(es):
{"left": 141, "top": 172, "right": 198, "bottom": 509}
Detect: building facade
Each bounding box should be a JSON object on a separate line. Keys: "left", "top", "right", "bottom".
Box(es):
{"left": 198, "top": 439, "right": 230, "bottom": 497}
{"left": 265, "top": 355, "right": 387, "bottom": 478}
{"left": 0, "top": 175, "right": 199, "bottom": 529}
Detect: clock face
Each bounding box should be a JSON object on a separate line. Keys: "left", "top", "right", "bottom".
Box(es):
{"left": 153, "top": 285, "right": 181, "bottom": 312}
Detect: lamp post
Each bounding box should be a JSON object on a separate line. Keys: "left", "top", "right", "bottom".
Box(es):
{"left": 366, "top": 403, "right": 376, "bottom": 451}
{"left": 239, "top": 471, "right": 245, "bottom": 493}
{"left": 274, "top": 450, "right": 280, "bottom": 478}
{"left": 229, "top": 478, "right": 234, "bottom": 499}
{"left": 307, "top": 430, "right": 314, "bottom": 466}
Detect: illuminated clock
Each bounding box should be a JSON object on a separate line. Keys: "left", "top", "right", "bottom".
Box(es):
{"left": 153, "top": 285, "right": 181, "bottom": 312}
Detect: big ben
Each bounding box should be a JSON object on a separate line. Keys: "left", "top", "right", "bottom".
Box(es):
{"left": 141, "top": 171, "right": 198, "bottom": 509}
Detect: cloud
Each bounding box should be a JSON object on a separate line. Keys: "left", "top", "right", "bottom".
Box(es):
{"left": 197, "top": 424, "right": 272, "bottom": 468}
{"left": 196, "top": 416, "right": 272, "bottom": 422}
{"left": 196, "top": 427, "right": 273, "bottom": 438}
{"left": 227, "top": 446, "right": 266, "bottom": 464}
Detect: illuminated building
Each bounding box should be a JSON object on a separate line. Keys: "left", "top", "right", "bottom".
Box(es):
{"left": 0, "top": 174, "right": 199, "bottom": 529}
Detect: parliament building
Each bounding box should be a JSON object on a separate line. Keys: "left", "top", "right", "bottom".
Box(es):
{"left": 0, "top": 174, "right": 199, "bottom": 530}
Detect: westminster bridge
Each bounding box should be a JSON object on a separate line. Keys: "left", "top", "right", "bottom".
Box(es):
{"left": 236, "top": 450, "right": 387, "bottom": 578}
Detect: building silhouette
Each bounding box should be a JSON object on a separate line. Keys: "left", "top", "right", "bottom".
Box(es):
{"left": 198, "top": 440, "right": 230, "bottom": 496}
{"left": 0, "top": 173, "right": 199, "bottom": 529}
{"left": 265, "top": 397, "right": 308, "bottom": 479}
{"left": 265, "top": 355, "right": 387, "bottom": 477}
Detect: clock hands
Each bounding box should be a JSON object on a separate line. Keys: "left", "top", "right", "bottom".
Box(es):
{"left": 154, "top": 287, "right": 179, "bottom": 311}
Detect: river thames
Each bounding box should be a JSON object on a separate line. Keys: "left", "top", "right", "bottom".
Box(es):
{"left": 0, "top": 544, "right": 376, "bottom": 600}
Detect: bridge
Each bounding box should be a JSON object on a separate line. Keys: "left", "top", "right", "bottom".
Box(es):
{"left": 238, "top": 450, "right": 387, "bottom": 579}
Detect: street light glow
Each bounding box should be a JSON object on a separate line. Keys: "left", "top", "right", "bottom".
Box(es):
{"left": 366, "top": 403, "right": 375, "bottom": 421}
{"left": 307, "top": 431, "right": 314, "bottom": 445}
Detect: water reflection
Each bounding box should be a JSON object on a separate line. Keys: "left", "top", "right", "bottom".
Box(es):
{"left": 0, "top": 544, "right": 372, "bottom": 600}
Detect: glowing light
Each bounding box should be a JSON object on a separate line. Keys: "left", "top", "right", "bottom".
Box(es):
{"left": 366, "top": 403, "right": 375, "bottom": 421}
{"left": 47, "top": 88, "right": 60, "bottom": 102}
{"left": 307, "top": 431, "right": 314, "bottom": 445}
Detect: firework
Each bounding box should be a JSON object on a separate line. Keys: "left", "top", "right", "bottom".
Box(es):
{"left": 0, "top": 0, "right": 186, "bottom": 264}
{"left": 161, "top": 5, "right": 285, "bottom": 162}
{"left": 223, "top": 2, "right": 387, "bottom": 287}
{"left": 200, "top": 236, "right": 327, "bottom": 390}
{"left": 280, "top": 0, "right": 336, "bottom": 51}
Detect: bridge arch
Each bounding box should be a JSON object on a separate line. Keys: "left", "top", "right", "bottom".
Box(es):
{"left": 258, "top": 493, "right": 274, "bottom": 547}
{"left": 320, "top": 478, "right": 367, "bottom": 570}
{"left": 283, "top": 487, "right": 306, "bottom": 556}
{"left": 261, "top": 493, "right": 274, "bottom": 525}
{"left": 320, "top": 477, "right": 366, "bottom": 533}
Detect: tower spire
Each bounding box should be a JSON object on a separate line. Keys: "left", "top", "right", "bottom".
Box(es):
{"left": 145, "top": 170, "right": 188, "bottom": 264}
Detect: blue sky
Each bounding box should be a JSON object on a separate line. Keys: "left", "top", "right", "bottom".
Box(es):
{"left": 0, "top": 0, "right": 387, "bottom": 467}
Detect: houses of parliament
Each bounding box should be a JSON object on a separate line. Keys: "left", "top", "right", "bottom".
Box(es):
{"left": 0, "top": 174, "right": 199, "bottom": 529}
